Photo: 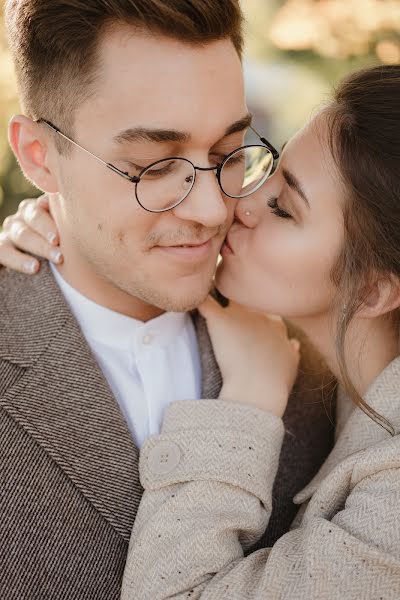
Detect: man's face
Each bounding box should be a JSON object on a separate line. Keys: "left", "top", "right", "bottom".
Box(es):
{"left": 52, "top": 26, "right": 247, "bottom": 313}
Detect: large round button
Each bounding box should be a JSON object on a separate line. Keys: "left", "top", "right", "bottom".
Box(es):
{"left": 147, "top": 441, "right": 181, "bottom": 476}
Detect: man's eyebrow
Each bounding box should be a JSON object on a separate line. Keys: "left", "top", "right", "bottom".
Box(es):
{"left": 224, "top": 113, "right": 253, "bottom": 137}
{"left": 113, "top": 127, "right": 191, "bottom": 145}
{"left": 282, "top": 168, "right": 310, "bottom": 208}
{"left": 113, "top": 113, "right": 252, "bottom": 146}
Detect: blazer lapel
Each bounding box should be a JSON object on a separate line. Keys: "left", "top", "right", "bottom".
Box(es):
{"left": 191, "top": 311, "right": 222, "bottom": 399}
{"left": 0, "top": 263, "right": 142, "bottom": 541}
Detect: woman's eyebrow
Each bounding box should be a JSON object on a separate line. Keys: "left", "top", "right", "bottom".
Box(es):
{"left": 282, "top": 168, "right": 310, "bottom": 208}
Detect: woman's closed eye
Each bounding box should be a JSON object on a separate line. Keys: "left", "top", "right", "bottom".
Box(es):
{"left": 267, "top": 196, "right": 293, "bottom": 220}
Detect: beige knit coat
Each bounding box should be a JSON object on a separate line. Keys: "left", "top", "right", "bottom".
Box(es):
{"left": 122, "top": 356, "right": 400, "bottom": 600}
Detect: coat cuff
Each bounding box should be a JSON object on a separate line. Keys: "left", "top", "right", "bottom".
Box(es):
{"left": 139, "top": 400, "right": 284, "bottom": 508}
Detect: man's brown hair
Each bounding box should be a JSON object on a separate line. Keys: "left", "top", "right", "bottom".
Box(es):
{"left": 5, "top": 0, "right": 244, "bottom": 135}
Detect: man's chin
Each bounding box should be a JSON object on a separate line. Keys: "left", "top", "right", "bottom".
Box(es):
{"left": 155, "top": 265, "right": 217, "bottom": 312}
{"left": 156, "top": 287, "right": 212, "bottom": 313}
{"left": 116, "top": 259, "right": 218, "bottom": 313}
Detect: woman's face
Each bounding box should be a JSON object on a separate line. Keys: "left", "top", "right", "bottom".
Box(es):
{"left": 216, "top": 113, "right": 345, "bottom": 321}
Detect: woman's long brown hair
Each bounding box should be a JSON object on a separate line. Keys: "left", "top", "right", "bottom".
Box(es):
{"left": 327, "top": 65, "right": 400, "bottom": 435}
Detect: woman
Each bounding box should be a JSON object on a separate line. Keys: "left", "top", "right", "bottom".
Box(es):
{"left": 1, "top": 65, "right": 400, "bottom": 599}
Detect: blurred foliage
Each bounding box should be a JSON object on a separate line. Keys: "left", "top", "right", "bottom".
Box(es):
{"left": 246, "top": 0, "right": 400, "bottom": 62}
{"left": 0, "top": 10, "right": 38, "bottom": 225}
{"left": 242, "top": 0, "right": 400, "bottom": 145}
{"left": 0, "top": 0, "right": 399, "bottom": 222}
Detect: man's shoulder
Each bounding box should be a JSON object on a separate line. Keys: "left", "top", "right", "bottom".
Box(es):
{"left": 0, "top": 262, "right": 73, "bottom": 367}
{"left": 0, "top": 261, "right": 57, "bottom": 309}
{"left": 0, "top": 264, "right": 31, "bottom": 303}
{"left": 0, "top": 266, "right": 38, "bottom": 340}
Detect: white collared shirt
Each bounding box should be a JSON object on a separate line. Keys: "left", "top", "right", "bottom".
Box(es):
{"left": 51, "top": 265, "right": 202, "bottom": 448}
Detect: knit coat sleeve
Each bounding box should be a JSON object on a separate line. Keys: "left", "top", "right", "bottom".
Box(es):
{"left": 121, "top": 400, "right": 400, "bottom": 600}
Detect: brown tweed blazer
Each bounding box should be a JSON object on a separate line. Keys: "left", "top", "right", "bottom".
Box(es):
{"left": 122, "top": 359, "right": 400, "bottom": 600}
{"left": 0, "top": 262, "right": 334, "bottom": 599}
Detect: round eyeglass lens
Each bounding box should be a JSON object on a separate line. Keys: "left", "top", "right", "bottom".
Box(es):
{"left": 135, "top": 158, "right": 195, "bottom": 212}
{"left": 219, "top": 145, "right": 274, "bottom": 199}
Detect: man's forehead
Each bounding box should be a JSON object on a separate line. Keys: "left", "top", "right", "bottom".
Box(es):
{"left": 80, "top": 29, "right": 246, "bottom": 145}
{"left": 96, "top": 27, "right": 243, "bottom": 85}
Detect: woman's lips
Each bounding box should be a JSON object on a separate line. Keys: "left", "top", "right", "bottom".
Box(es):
{"left": 221, "top": 235, "right": 234, "bottom": 256}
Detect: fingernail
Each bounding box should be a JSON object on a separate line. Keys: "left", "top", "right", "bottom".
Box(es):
{"left": 292, "top": 339, "right": 301, "bottom": 351}
{"left": 47, "top": 232, "right": 58, "bottom": 245}
{"left": 24, "top": 260, "right": 38, "bottom": 274}
{"left": 50, "top": 249, "right": 63, "bottom": 264}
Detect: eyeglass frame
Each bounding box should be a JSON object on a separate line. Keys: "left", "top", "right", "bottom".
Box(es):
{"left": 35, "top": 118, "right": 279, "bottom": 213}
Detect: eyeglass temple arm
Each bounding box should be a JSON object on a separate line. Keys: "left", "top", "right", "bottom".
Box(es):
{"left": 35, "top": 119, "right": 138, "bottom": 183}
{"left": 249, "top": 125, "right": 280, "bottom": 160}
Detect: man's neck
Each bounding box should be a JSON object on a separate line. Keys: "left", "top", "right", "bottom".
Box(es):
{"left": 54, "top": 260, "right": 164, "bottom": 322}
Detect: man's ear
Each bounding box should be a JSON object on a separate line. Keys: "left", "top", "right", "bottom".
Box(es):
{"left": 8, "top": 115, "right": 59, "bottom": 193}
{"left": 357, "top": 274, "right": 400, "bottom": 319}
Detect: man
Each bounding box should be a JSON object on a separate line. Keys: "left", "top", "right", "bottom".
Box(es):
{"left": 0, "top": 1, "right": 335, "bottom": 598}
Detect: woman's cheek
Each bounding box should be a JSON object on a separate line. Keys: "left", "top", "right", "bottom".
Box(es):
{"left": 247, "top": 229, "right": 334, "bottom": 317}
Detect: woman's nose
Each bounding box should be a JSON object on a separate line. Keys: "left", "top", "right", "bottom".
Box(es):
{"left": 235, "top": 174, "right": 280, "bottom": 227}
{"left": 234, "top": 192, "right": 265, "bottom": 228}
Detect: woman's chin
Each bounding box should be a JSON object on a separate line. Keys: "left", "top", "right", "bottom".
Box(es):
{"left": 215, "top": 264, "right": 238, "bottom": 302}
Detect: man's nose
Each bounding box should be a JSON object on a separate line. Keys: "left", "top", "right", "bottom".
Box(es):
{"left": 172, "top": 169, "right": 229, "bottom": 228}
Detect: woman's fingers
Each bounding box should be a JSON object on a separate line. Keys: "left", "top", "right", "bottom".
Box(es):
{"left": 1, "top": 193, "right": 63, "bottom": 267}
{"left": 6, "top": 220, "right": 63, "bottom": 265}
{"left": 290, "top": 338, "right": 301, "bottom": 352}
{"left": 36, "top": 194, "right": 50, "bottom": 210}
{"left": 0, "top": 234, "right": 40, "bottom": 274}
{"left": 18, "top": 196, "right": 59, "bottom": 246}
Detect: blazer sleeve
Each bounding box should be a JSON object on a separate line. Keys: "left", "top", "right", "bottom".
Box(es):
{"left": 121, "top": 400, "right": 400, "bottom": 600}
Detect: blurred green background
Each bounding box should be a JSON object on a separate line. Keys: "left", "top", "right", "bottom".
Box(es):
{"left": 0, "top": 0, "right": 399, "bottom": 223}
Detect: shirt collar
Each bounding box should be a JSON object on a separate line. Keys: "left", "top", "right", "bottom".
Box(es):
{"left": 50, "top": 264, "right": 188, "bottom": 351}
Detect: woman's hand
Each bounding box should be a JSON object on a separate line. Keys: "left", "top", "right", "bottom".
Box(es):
{"left": 0, "top": 194, "right": 63, "bottom": 274}
{"left": 199, "top": 296, "right": 301, "bottom": 417}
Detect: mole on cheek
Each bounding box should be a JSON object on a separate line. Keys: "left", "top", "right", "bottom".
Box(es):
{"left": 117, "top": 232, "right": 125, "bottom": 244}
{"left": 97, "top": 223, "right": 103, "bottom": 232}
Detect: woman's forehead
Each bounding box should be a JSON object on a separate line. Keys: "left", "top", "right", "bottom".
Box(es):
{"left": 281, "top": 114, "right": 345, "bottom": 212}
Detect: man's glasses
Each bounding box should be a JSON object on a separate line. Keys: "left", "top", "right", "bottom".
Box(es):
{"left": 36, "top": 118, "right": 279, "bottom": 213}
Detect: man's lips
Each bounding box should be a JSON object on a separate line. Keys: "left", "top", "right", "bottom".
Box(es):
{"left": 153, "top": 237, "right": 217, "bottom": 261}
{"left": 157, "top": 239, "right": 213, "bottom": 248}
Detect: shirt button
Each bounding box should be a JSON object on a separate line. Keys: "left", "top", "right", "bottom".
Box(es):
{"left": 147, "top": 441, "right": 181, "bottom": 476}
{"left": 142, "top": 334, "right": 154, "bottom": 345}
